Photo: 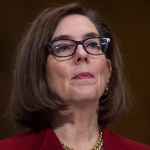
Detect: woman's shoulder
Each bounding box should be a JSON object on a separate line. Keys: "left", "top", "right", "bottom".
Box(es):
{"left": 0, "top": 128, "right": 62, "bottom": 150}
{"left": 0, "top": 129, "right": 46, "bottom": 150}
{"left": 103, "top": 127, "right": 150, "bottom": 150}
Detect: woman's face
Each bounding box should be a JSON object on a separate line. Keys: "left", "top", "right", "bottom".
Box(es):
{"left": 46, "top": 14, "right": 111, "bottom": 104}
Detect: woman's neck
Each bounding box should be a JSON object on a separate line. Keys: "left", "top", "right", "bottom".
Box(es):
{"left": 51, "top": 102, "right": 99, "bottom": 150}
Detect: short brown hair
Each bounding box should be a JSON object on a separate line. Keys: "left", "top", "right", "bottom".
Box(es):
{"left": 8, "top": 3, "right": 131, "bottom": 130}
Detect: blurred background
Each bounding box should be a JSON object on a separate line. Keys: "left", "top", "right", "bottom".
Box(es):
{"left": 0, "top": 0, "right": 150, "bottom": 145}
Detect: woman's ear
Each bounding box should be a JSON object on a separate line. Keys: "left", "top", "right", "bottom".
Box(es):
{"left": 106, "top": 59, "right": 112, "bottom": 81}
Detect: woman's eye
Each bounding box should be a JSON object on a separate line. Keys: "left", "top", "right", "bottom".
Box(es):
{"left": 54, "top": 44, "right": 70, "bottom": 52}
{"left": 87, "top": 42, "right": 100, "bottom": 49}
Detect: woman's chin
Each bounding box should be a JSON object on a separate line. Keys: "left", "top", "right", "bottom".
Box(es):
{"left": 69, "top": 88, "right": 101, "bottom": 103}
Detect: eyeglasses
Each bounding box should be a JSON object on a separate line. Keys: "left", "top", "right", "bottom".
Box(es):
{"left": 47, "top": 37, "right": 110, "bottom": 58}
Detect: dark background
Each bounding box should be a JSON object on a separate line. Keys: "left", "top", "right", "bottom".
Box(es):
{"left": 0, "top": 0, "right": 150, "bottom": 145}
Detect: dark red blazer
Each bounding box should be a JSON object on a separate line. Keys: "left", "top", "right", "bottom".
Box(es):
{"left": 0, "top": 127, "right": 150, "bottom": 150}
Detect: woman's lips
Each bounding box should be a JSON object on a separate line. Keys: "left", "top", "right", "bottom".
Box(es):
{"left": 72, "top": 72, "right": 94, "bottom": 79}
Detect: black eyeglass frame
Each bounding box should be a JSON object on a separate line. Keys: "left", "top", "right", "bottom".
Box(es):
{"left": 47, "top": 37, "right": 110, "bottom": 58}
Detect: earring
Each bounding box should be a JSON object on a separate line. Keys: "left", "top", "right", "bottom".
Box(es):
{"left": 103, "top": 83, "right": 109, "bottom": 96}
{"left": 100, "top": 83, "right": 109, "bottom": 104}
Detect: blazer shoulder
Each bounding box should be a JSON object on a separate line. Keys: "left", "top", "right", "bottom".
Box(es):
{"left": 103, "top": 127, "right": 150, "bottom": 150}
{"left": 0, "top": 130, "right": 47, "bottom": 150}
{"left": 110, "top": 130, "right": 150, "bottom": 150}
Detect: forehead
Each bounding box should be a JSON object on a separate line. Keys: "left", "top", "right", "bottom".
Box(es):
{"left": 52, "top": 14, "right": 99, "bottom": 39}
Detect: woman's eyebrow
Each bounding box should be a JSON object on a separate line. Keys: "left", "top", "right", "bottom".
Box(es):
{"left": 51, "top": 35, "right": 71, "bottom": 41}
{"left": 83, "top": 32, "right": 100, "bottom": 39}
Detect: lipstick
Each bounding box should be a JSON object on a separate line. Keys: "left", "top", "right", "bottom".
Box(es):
{"left": 72, "top": 72, "right": 94, "bottom": 79}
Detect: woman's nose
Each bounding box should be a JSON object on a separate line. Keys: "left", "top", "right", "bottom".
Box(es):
{"left": 73, "top": 45, "right": 89, "bottom": 64}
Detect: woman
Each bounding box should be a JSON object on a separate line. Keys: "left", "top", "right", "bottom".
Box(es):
{"left": 0, "top": 3, "right": 149, "bottom": 150}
